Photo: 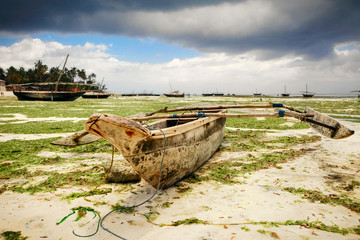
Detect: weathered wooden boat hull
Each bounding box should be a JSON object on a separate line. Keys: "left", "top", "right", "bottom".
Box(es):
{"left": 13, "top": 91, "right": 85, "bottom": 101}
{"left": 85, "top": 113, "right": 226, "bottom": 189}
{"left": 82, "top": 94, "right": 110, "bottom": 99}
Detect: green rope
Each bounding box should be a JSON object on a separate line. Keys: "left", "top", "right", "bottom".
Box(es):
{"left": 56, "top": 206, "right": 101, "bottom": 237}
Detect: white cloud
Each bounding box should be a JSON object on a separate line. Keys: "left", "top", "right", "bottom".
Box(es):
{"left": 1, "top": 38, "right": 360, "bottom": 95}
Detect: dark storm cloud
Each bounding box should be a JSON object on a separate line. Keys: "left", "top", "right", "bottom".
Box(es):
{"left": 0, "top": 0, "right": 359, "bottom": 59}
{"left": 0, "top": 0, "right": 240, "bottom": 33}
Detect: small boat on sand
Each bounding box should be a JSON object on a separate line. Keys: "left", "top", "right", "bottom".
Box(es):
{"left": 85, "top": 109, "right": 226, "bottom": 189}
{"left": 13, "top": 54, "right": 86, "bottom": 101}
{"left": 13, "top": 84, "right": 85, "bottom": 101}
{"left": 53, "top": 103, "right": 354, "bottom": 189}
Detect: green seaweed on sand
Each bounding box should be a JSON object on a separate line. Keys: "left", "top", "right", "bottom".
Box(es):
{"left": 143, "top": 209, "right": 160, "bottom": 222}
{"left": 111, "top": 203, "right": 136, "bottom": 214}
{"left": 160, "top": 218, "right": 359, "bottom": 235}
{"left": 342, "top": 181, "right": 360, "bottom": 191}
{"left": 221, "top": 129, "right": 321, "bottom": 152}
{"left": 0, "top": 120, "right": 84, "bottom": 134}
{"left": 186, "top": 149, "right": 307, "bottom": 185}
{"left": 170, "top": 217, "right": 207, "bottom": 226}
{"left": 1, "top": 231, "right": 29, "bottom": 240}
{"left": 283, "top": 187, "right": 360, "bottom": 213}
{"left": 63, "top": 188, "right": 112, "bottom": 200}
{"left": 226, "top": 117, "right": 309, "bottom": 130}
{"left": 6, "top": 167, "right": 105, "bottom": 194}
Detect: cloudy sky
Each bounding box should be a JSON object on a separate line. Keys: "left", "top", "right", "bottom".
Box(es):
{"left": 0, "top": 0, "right": 359, "bottom": 95}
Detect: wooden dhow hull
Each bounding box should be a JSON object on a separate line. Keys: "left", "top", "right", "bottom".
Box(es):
{"left": 13, "top": 90, "right": 85, "bottom": 101}
{"left": 85, "top": 112, "right": 226, "bottom": 189}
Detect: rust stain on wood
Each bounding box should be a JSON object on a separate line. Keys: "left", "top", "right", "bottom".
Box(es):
{"left": 125, "top": 130, "right": 135, "bottom": 137}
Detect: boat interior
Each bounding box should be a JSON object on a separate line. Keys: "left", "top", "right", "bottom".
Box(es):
{"left": 144, "top": 109, "right": 224, "bottom": 130}
{"left": 146, "top": 118, "right": 197, "bottom": 130}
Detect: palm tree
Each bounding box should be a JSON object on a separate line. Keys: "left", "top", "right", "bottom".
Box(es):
{"left": 34, "top": 60, "right": 48, "bottom": 82}
{"left": 77, "top": 69, "right": 87, "bottom": 83}
{"left": 87, "top": 73, "right": 97, "bottom": 84}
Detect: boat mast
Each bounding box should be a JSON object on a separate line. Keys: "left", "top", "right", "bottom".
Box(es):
{"left": 55, "top": 54, "right": 69, "bottom": 92}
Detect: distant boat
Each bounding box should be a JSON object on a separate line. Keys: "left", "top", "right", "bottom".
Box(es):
{"left": 138, "top": 93, "right": 160, "bottom": 96}
{"left": 202, "top": 93, "right": 224, "bottom": 97}
{"left": 301, "top": 84, "right": 315, "bottom": 97}
{"left": 82, "top": 90, "right": 111, "bottom": 99}
{"left": 281, "top": 85, "right": 290, "bottom": 97}
{"left": 82, "top": 79, "right": 111, "bottom": 99}
{"left": 13, "top": 54, "right": 85, "bottom": 101}
{"left": 351, "top": 90, "right": 360, "bottom": 99}
{"left": 121, "top": 93, "right": 137, "bottom": 97}
{"left": 253, "top": 89, "right": 262, "bottom": 96}
{"left": 164, "top": 90, "right": 185, "bottom": 97}
{"left": 164, "top": 82, "right": 184, "bottom": 97}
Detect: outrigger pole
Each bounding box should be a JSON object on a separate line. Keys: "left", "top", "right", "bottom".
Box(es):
{"left": 51, "top": 102, "right": 354, "bottom": 146}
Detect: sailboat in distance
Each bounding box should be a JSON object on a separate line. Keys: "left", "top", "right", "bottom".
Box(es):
{"left": 301, "top": 83, "right": 315, "bottom": 98}
{"left": 281, "top": 85, "right": 290, "bottom": 97}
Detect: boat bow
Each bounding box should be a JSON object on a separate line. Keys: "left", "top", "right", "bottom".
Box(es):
{"left": 85, "top": 113, "right": 151, "bottom": 156}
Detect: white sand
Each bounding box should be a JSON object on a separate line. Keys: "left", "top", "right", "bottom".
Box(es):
{"left": 0, "top": 120, "right": 359, "bottom": 239}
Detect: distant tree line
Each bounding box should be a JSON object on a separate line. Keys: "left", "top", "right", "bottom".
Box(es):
{"left": 0, "top": 60, "right": 97, "bottom": 85}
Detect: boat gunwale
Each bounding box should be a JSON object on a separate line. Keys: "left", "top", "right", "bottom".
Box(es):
{"left": 148, "top": 109, "right": 226, "bottom": 138}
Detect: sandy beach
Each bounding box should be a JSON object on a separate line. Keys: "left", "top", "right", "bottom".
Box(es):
{"left": 0, "top": 100, "right": 359, "bottom": 240}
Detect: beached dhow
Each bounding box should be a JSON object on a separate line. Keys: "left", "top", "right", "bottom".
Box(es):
{"left": 53, "top": 103, "right": 354, "bottom": 189}
{"left": 84, "top": 110, "right": 226, "bottom": 189}
{"left": 13, "top": 54, "right": 86, "bottom": 101}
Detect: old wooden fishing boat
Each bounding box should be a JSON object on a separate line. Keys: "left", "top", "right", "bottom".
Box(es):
{"left": 13, "top": 54, "right": 86, "bottom": 101}
{"left": 52, "top": 102, "right": 354, "bottom": 189}
{"left": 85, "top": 110, "right": 226, "bottom": 189}
{"left": 13, "top": 82, "right": 86, "bottom": 101}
